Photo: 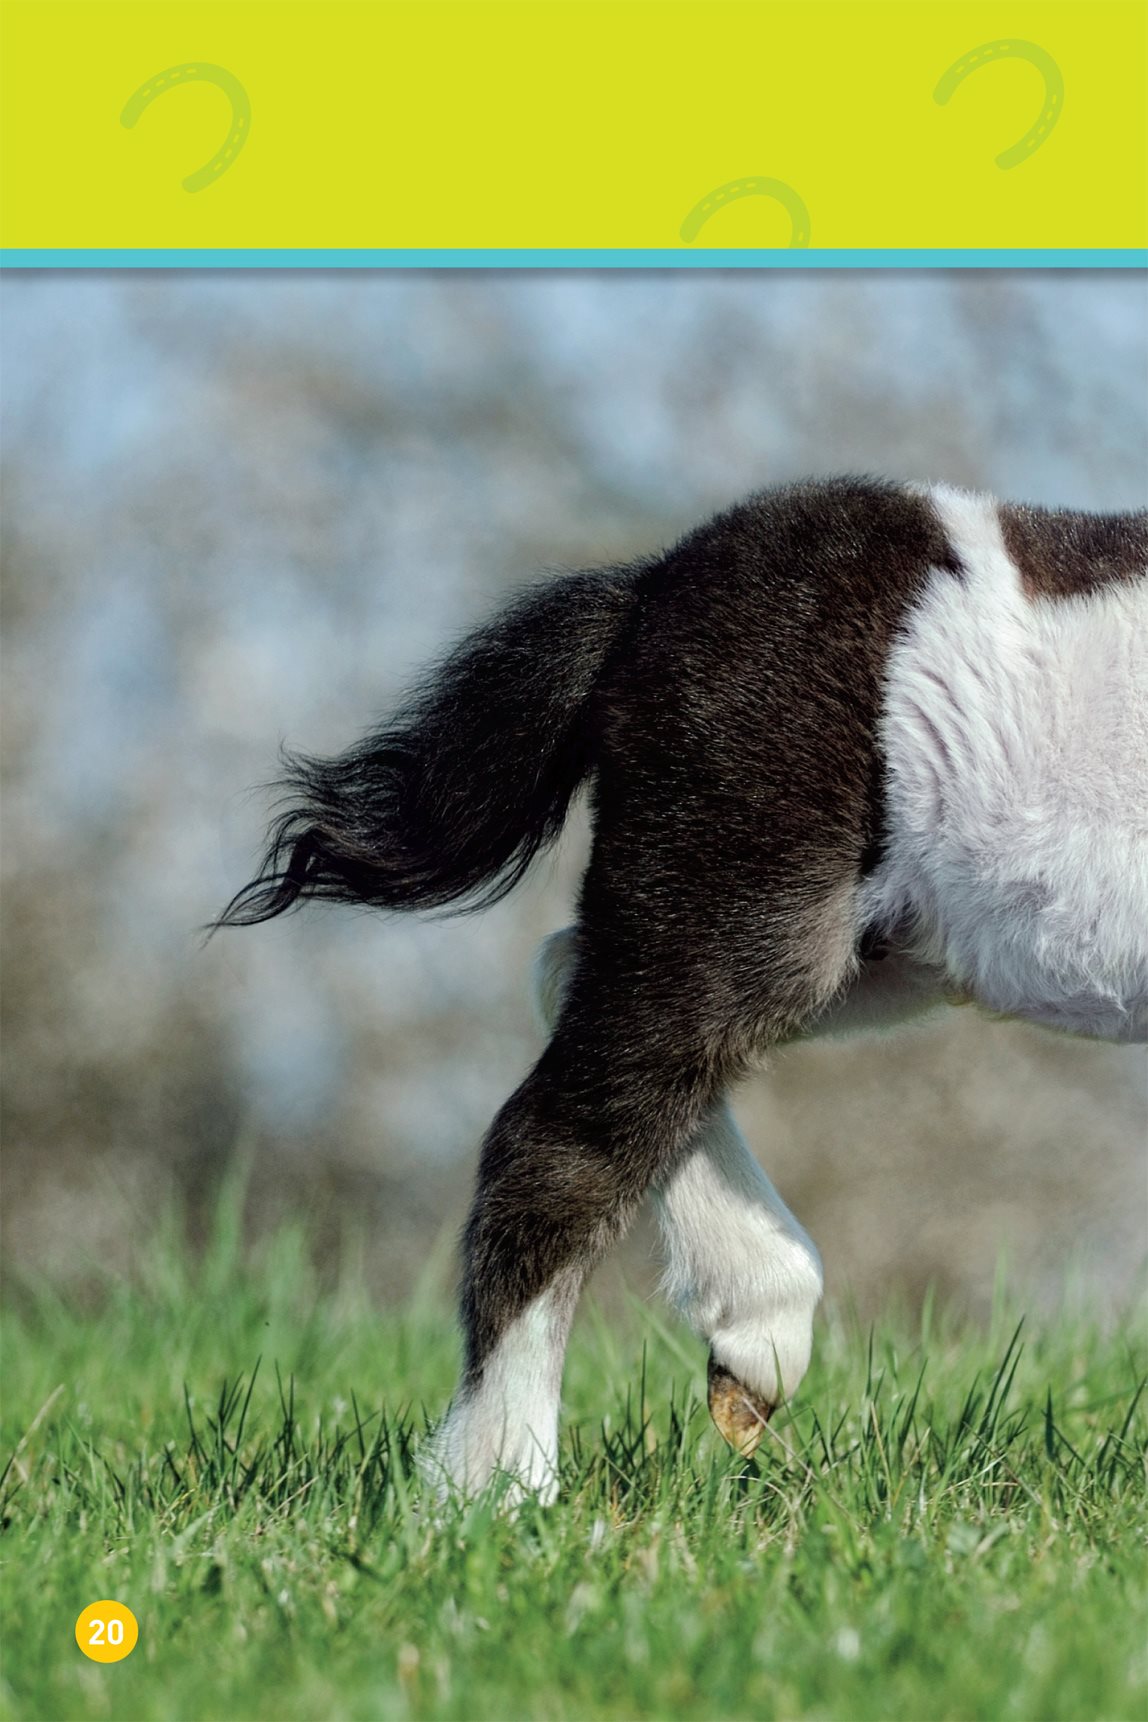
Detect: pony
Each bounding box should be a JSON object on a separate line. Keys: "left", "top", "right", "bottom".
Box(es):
{"left": 216, "top": 477, "right": 1148, "bottom": 1501}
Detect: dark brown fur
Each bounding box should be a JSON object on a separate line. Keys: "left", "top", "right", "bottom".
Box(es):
{"left": 460, "top": 481, "right": 959, "bottom": 1374}
{"left": 1000, "top": 502, "right": 1148, "bottom": 601}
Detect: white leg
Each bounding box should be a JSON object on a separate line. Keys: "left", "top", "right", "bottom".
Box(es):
{"left": 655, "top": 946, "right": 944, "bottom": 1452}
{"left": 422, "top": 929, "right": 590, "bottom": 1503}
{"left": 653, "top": 1101, "right": 823, "bottom": 1448}
{"left": 425, "top": 1272, "right": 575, "bottom": 1505}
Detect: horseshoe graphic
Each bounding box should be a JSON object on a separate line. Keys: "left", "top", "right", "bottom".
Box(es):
{"left": 680, "top": 177, "right": 811, "bottom": 247}
{"left": 933, "top": 40, "right": 1063, "bottom": 169}
{"left": 121, "top": 63, "right": 250, "bottom": 192}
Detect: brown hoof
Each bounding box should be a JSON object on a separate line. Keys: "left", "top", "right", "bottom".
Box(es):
{"left": 707, "top": 1353, "right": 774, "bottom": 1457}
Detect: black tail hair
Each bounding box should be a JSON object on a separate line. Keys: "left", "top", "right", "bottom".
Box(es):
{"left": 212, "top": 567, "right": 638, "bottom": 929}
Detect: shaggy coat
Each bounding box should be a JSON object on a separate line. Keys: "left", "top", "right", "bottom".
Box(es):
{"left": 218, "top": 477, "right": 1148, "bottom": 1499}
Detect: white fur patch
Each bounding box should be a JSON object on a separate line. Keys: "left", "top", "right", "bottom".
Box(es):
{"left": 862, "top": 484, "right": 1148, "bottom": 1043}
{"left": 654, "top": 1102, "right": 823, "bottom": 1405}
{"left": 426, "top": 926, "right": 583, "bottom": 1504}
{"left": 426, "top": 1278, "right": 572, "bottom": 1504}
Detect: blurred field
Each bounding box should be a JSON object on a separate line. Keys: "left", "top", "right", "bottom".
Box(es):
{"left": 1, "top": 270, "right": 1146, "bottom": 1313}
{"left": 2, "top": 1186, "right": 1145, "bottom": 1722}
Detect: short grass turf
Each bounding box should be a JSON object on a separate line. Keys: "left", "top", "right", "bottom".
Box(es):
{"left": 2, "top": 1202, "right": 1145, "bottom": 1722}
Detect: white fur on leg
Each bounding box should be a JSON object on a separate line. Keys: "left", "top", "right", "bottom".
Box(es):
{"left": 425, "top": 1277, "right": 573, "bottom": 1504}
{"left": 655, "top": 1104, "right": 823, "bottom": 1407}
{"left": 426, "top": 929, "right": 585, "bottom": 1505}
{"left": 679, "top": 952, "right": 945, "bottom": 1407}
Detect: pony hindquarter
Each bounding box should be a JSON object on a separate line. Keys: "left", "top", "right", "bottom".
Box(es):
{"left": 217, "top": 477, "right": 1148, "bottom": 1502}
{"left": 434, "top": 925, "right": 832, "bottom": 1500}
{"left": 434, "top": 922, "right": 951, "bottom": 1500}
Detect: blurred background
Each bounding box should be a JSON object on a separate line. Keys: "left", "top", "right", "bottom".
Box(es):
{"left": 2, "top": 270, "right": 1145, "bottom": 1317}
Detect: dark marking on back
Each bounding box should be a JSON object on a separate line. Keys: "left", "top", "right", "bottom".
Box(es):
{"left": 1000, "top": 502, "right": 1148, "bottom": 601}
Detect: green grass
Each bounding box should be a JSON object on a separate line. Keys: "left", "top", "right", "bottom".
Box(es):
{"left": 2, "top": 1197, "right": 1145, "bottom": 1722}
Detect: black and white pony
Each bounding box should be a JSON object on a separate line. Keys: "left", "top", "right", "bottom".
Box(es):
{"left": 217, "top": 478, "right": 1148, "bottom": 1501}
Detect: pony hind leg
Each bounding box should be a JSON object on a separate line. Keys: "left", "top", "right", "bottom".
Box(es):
{"left": 655, "top": 1103, "right": 823, "bottom": 1456}
{"left": 427, "top": 928, "right": 725, "bottom": 1501}
{"left": 531, "top": 921, "right": 843, "bottom": 1460}
{"left": 429, "top": 847, "right": 860, "bottom": 1499}
{"left": 656, "top": 944, "right": 946, "bottom": 1453}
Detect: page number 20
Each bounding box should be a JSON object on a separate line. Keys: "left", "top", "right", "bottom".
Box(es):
{"left": 75, "top": 1601, "right": 139, "bottom": 1663}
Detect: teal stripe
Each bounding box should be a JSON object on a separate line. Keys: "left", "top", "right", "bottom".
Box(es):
{"left": 2, "top": 248, "right": 1145, "bottom": 269}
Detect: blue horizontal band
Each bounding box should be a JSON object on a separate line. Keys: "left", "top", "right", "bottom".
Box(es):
{"left": 2, "top": 248, "right": 1146, "bottom": 270}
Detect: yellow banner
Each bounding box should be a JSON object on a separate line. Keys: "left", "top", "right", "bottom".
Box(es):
{"left": 2, "top": 0, "right": 1145, "bottom": 254}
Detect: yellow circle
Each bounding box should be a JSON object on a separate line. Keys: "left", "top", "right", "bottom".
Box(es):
{"left": 75, "top": 1600, "right": 138, "bottom": 1663}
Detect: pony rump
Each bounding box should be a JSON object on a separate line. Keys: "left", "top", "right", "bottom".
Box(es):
{"left": 212, "top": 566, "right": 639, "bottom": 930}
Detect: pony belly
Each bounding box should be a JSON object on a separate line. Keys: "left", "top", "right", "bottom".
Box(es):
{"left": 862, "top": 487, "right": 1148, "bottom": 1046}
{"left": 947, "top": 835, "right": 1148, "bottom": 1042}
